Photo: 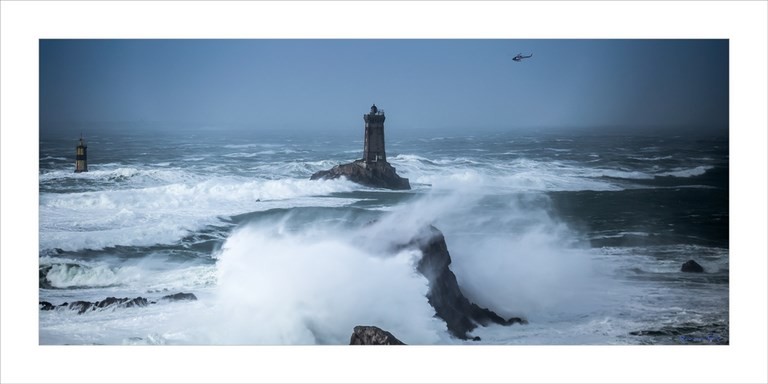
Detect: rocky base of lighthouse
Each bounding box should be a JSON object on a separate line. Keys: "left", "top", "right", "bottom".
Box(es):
{"left": 310, "top": 160, "right": 411, "bottom": 190}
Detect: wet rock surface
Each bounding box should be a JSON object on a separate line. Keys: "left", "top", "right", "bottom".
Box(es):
{"left": 349, "top": 325, "right": 406, "bottom": 345}
{"left": 310, "top": 160, "right": 410, "bottom": 190}
{"left": 407, "top": 226, "right": 526, "bottom": 340}
{"left": 161, "top": 292, "right": 198, "bottom": 301}
{"left": 681, "top": 259, "right": 704, "bottom": 273}
{"left": 39, "top": 293, "right": 193, "bottom": 314}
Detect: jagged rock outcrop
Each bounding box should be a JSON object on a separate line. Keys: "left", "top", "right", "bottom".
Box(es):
{"left": 681, "top": 259, "right": 704, "bottom": 273}
{"left": 349, "top": 325, "right": 406, "bottom": 345}
{"left": 57, "top": 297, "right": 150, "bottom": 314}
{"left": 406, "top": 226, "right": 526, "bottom": 340}
{"left": 310, "top": 160, "right": 410, "bottom": 190}
{"left": 39, "top": 292, "right": 195, "bottom": 314}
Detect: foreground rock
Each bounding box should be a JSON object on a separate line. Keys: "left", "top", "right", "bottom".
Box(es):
{"left": 349, "top": 325, "right": 406, "bottom": 345}
{"left": 310, "top": 160, "right": 410, "bottom": 190}
{"left": 406, "top": 226, "right": 526, "bottom": 340}
{"left": 681, "top": 260, "right": 704, "bottom": 273}
{"left": 39, "top": 292, "right": 196, "bottom": 314}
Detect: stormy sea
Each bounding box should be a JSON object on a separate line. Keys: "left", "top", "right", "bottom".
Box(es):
{"left": 38, "top": 126, "right": 728, "bottom": 345}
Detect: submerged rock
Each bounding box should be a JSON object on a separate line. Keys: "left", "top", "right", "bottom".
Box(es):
{"left": 349, "top": 325, "right": 406, "bottom": 345}
{"left": 406, "top": 226, "right": 526, "bottom": 340}
{"left": 681, "top": 260, "right": 704, "bottom": 273}
{"left": 310, "top": 160, "right": 410, "bottom": 190}
{"left": 161, "top": 292, "right": 197, "bottom": 301}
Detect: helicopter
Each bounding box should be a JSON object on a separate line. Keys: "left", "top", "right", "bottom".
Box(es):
{"left": 513, "top": 53, "right": 533, "bottom": 62}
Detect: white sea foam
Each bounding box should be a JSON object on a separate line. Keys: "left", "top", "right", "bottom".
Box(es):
{"left": 205, "top": 222, "right": 447, "bottom": 344}
{"left": 39, "top": 177, "right": 359, "bottom": 251}
{"left": 223, "top": 152, "right": 259, "bottom": 158}
{"left": 40, "top": 167, "right": 198, "bottom": 186}
{"left": 658, "top": 165, "right": 713, "bottom": 177}
{"left": 37, "top": 176, "right": 727, "bottom": 345}
{"left": 40, "top": 257, "right": 141, "bottom": 288}
{"left": 201, "top": 185, "right": 613, "bottom": 343}
{"left": 421, "top": 193, "right": 614, "bottom": 320}
{"left": 40, "top": 256, "right": 218, "bottom": 290}
{"left": 389, "top": 154, "right": 625, "bottom": 191}
{"left": 629, "top": 156, "right": 673, "bottom": 161}
{"left": 223, "top": 143, "right": 280, "bottom": 149}
{"left": 586, "top": 168, "right": 654, "bottom": 180}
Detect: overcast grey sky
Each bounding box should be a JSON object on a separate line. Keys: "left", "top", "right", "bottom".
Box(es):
{"left": 40, "top": 39, "right": 728, "bottom": 136}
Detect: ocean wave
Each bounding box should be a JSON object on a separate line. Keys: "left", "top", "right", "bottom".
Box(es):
{"left": 210, "top": 223, "right": 445, "bottom": 344}
{"left": 41, "top": 156, "right": 68, "bottom": 161}
{"left": 40, "top": 256, "right": 218, "bottom": 290}
{"left": 223, "top": 143, "right": 280, "bottom": 149}
{"left": 629, "top": 156, "right": 673, "bottom": 161}
{"left": 657, "top": 166, "right": 713, "bottom": 178}
{"left": 589, "top": 169, "right": 654, "bottom": 180}
{"left": 39, "top": 177, "right": 360, "bottom": 251}
{"left": 40, "top": 166, "right": 198, "bottom": 186}
{"left": 40, "top": 257, "right": 141, "bottom": 289}
{"left": 223, "top": 152, "right": 259, "bottom": 158}
{"left": 389, "top": 154, "right": 624, "bottom": 192}
{"left": 598, "top": 245, "right": 729, "bottom": 274}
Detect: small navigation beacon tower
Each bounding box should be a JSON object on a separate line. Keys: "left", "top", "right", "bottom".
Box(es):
{"left": 74, "top": 134, "right": 88, "bottom": 173}
{"left": 363, "top": 104, "right": 386, "bottom": 163}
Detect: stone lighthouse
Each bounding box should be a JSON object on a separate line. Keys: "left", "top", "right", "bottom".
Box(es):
{"left": 309, "top": 104, "right": 410, "bottom": 190}
{"left": 363, "top": 104, "right": 386, "bottom": 163}
{"left": 74, "top": 134, "right": 88, "bottom": 173}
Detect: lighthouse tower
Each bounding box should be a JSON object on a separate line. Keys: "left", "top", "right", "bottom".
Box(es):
{"left": 74, "top": 134, "right": 88, "bottom": 173}
{"left": 309, "top": 103, "right": 410, "bottom": 190}
{"left": 363, "top": 104, "right": 386, "bottom": 163}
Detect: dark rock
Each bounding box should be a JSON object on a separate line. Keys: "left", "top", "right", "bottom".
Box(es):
{"left": 42, "top": 296, "right": 152, "bottom": 314}
{"left": 68, "top": 300, "right": 94, "bottom": 314}
{"left": 40, "top": 293, "right": 194, "bottom": 314}
{"left": 122, "top": 297, "right": 149, "bottom": 308}
{"left": 408, "top": 226, "right": 526, "bottom": 340}
{"left": 161, "top": 292, "right": 197, "bottom": 301}
{"left": 39, "top": 265, "right": 54, "bottom": 289}
{"left": 92, "top": 296, "right": 149, "bottom": 309}
{"left": 681, "top": 260, "right": 704, "bottom": 273}
{"left": 310, "top": 160, "right": 410, "bottom": 190}
{"left": 94, "top": 297, "right": 122, "bottom": 308}
{"left": 349, "top": 326, "right": 406, "bottom": 345}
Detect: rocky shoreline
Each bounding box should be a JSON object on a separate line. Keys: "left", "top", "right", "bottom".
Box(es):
{"left": 39, "top": 292, "right": 197, "bottom": 314}
{"left": 40, "top": 226, "right": 525, "bottom": 342}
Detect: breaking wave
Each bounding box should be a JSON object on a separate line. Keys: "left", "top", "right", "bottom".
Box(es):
{"left": 39, "top": 176, "right": 359, "bottom": 251}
